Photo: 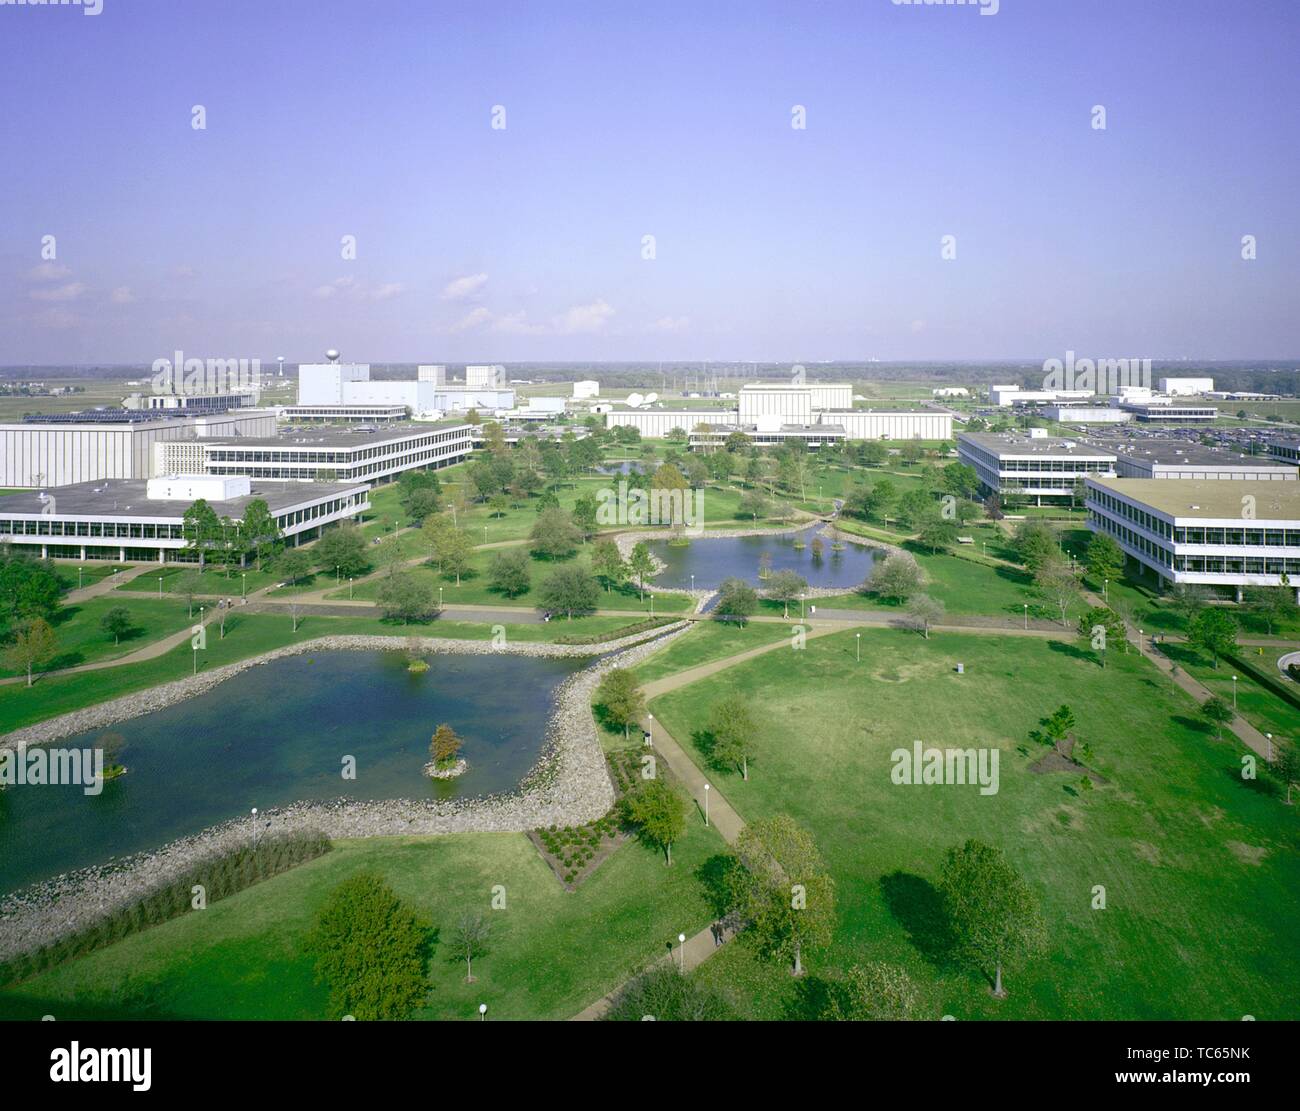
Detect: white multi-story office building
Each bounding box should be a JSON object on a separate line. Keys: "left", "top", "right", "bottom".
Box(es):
{"left": 1117, "top": 398, "right": 1217, "bottom": 423}
{"left": 0, "top": 477, "right": 369, "bottom": 564}
{"left": 154, "top": 424, "right": 474, "bottom": 485}
{"left": 957, "top": 431, "right": 1116, "bottom": 503}
{"left": 1086, "top": 476, "right": 1300, "bottom": 601}
{"left": 0, "top": 410, "right": 278, "bottom": 489}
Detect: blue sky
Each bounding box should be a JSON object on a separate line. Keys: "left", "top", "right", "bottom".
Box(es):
{"left": 1, "top": 0, "right": 1297, "bottom": 364}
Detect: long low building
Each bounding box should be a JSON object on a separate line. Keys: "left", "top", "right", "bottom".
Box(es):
{"left": 0, "top": 475, "right": 369, "bottom": 563}
{"left": 606, "top": 406, "right": 949, "bottom": 442}
{"left": 279, "top": 404, "right": 409, "bottom": 424}
{"left": 153, "top": 423, "right": 474, "bottom": 484}
{"left": 688, "top": 422, "right": 846, "bottom": 451}
{"left": 1098, "top": 440, "right": 1297, "bottom": 481}
{"left": 1086, "top": 476, "right": 1300, "bottom": 600}
{"left": 0, "top": 409, "right": 279, "bottom": 488}
{"left": 957, "top": 431, "right": 1116, "bottom": 503}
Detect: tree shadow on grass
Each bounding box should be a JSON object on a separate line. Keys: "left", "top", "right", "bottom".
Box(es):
{"left": 781, "top": 973, "right": 838, "bottom": 1021}
{"left": 1046, "top": 640, "right": 1091, "bottom": 662}
{"left": 693, "top": 853, "right": 742, "bottom": 919}
{"left": 879, "top": 870, "right": 959, "bottom": 969}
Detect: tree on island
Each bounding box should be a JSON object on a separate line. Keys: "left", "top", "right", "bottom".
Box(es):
{"left": 4, "top": 616, "right": 57, "bottom": 687}
{"left": 714, "top": 577, "right": 759, "bottom": 624}
{"left": 623, "top": 778, "right": 686, "bottom": 865}
{"left": 100, "top": 605, "right": 133, "bottom": 645}
{"left": 708, "top": 693, "right": 756, "bottom": 780}
{"left": 938, "top": 839, "right": 1046, "bottom": 999}
{"left": 728, "top": 814, "right": 836, "bottom": 976}
{"left": 306, "top": 873, "right": 431, "bottom": 1020}
{"left": 1200, "top": 695, "right": 1234, "bottom": 741}
{"left": 451, "top": 910, "right": 491, "bottom": 983}
{"left": 430, "top": 723, "right": 464, "bottom": 767}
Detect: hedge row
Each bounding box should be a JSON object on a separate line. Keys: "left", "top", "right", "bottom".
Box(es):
{"left": 1222, "top": 651, "right": 1300, "bottom": 715}
{"left": 553, "top": 616, "right": 677, "bottom": 645}
{"left": 0, "top": 830, "right": 331, "bottom": 986}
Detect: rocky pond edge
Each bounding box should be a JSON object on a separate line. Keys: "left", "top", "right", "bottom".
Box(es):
{"left": 0, "top": 622, "right": 692, "bottom": 963}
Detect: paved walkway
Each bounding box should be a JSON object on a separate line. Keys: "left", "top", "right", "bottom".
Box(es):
{"left": 63, "top": 563, "right": 153, "bottom": 604}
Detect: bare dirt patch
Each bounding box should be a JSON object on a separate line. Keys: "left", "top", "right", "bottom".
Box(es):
{"left": 1226, "top": 841, "right": 1269, "bottom": 866}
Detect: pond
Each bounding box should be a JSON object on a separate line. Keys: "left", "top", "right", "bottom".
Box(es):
{"left": 646, "top": 526, "right": 885, "bottom": 591}
{"left": 595, "top": 460, "right": 647, "bottom": 476}
{"left": 0, "top": 650, "right": 586, "bottom": 896}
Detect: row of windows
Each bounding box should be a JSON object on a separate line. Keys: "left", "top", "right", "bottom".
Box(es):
{"left": 206, "top": 433, "right": 469, "bottom": 465}
{"left": 1175, "top": 556, "right": 1300, "bottom": 574}
{"left": 1090, "top": 514, "right": 1173, "bottom": 567}
{"left": 1087, "top": 491, "right": 1175, "bottom": 539}
{"left": 1090, "top": 490, "right": 1300, "bottom": 546}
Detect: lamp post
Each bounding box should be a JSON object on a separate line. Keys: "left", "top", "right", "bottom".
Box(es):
{"left": 1103, "top": 578, "right": 1108, "bottom": 602}
{"left": 1232, "top": 675, "right": 1238, "bottom": 709}
{"left": 241, "top": 571, "right": 246, "bottom": 599}
{"left": 78, "top": 565, "right": 84, "bottom": 589}
{"left": 251, "top": 807, "right": 258, "bottom": 849}
{"left": 348, "top": 576, "right": 353, "bottom": 599}
{"left": 478, "top": 1003, "right": 487, "bottom": 1022}
{"left": 690, "top": 573, "right": 695, "bottom": 593}
{"left": 158, "top": 575, "right": 163, "bottom": 599}
{"left": 336, "top": 564, "right": 340, "bottom": 585}
{"left": 677, "top": 933, "right": 686, "bottom": 971}
{"left": 439, "top": 586, "right": 443, "bottom": 612}
{"left": 703, "top": 783, "right": 710, "bottom": 827}
{"left": 800, "top": 593, "right": 805, "bottom": 620}
{"left": 646, "top": 713, "right": 654, "bottom": 746}
{"left": 855, "top": 632, "right": 861, "bottom": 662}
{"left": 1023, "top": 603, "right": 1028, "bottom": 630}
{"left": 649, "top": 594, "right": 654, "bottom": 617}
{"left": 1265, "top": 733, "right": 1274, "bottom": 761}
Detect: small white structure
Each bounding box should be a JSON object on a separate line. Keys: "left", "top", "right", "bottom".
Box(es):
{"left": 146, "top": 474, "right": 250, "bottom": 501}
{"left": 1158, "top": 377, "right": 1214, "bottom": 396}
{"left": 573, "top": 380, "right": 600, "bottom": 399}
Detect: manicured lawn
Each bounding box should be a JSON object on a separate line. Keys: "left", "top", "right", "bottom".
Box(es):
{"left": 0, "top": 824, "right": 729, "bottom": 1021}
{"left": 632, "top": 619, "right": 792, "bottom": 684}
{"left": 648, "top": 629, "right": 1300, "bottom": 1020}
{"left": 1162, "top": 641, "right": 1300, "bottom": 742}
{"left": 115, "top": 564, "right": 283, "bottom": 598}
{"left": 0, "top": 596, "right": 192, "bottom": 679}
{"left": 330, "top": 549, "right": 695, "bottom": 614}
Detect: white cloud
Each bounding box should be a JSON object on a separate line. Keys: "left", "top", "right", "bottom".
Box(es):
{"left": 30, "top": 307, "right": 81, "bottom": 330}
{"left": 441, "top": 272, "right": 489, "bottom": 301}
{"left": 445, "top": 306, "right": 492, "bottom": 334}
{"left": 109, "top": 286, "right": 136, "bottom": 305}
{"left": 439, "top": 298, "right": 616, "bottom": 337}
{"left": 552, "top": 299, "right": 615, "bottom": 335}
{"left": 367, "top": 282, "right": 405, "bottom": 302}
{"left": 28, "top": 262, "right": 71, "bottom": 282}
{"left": 30, "top": 281, "right": 86, "bottom": 303}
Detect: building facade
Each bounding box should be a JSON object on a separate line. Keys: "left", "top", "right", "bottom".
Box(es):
{"left": 957, "top": 431, "right": 1117, "bottom": 502}
{"left": 0, "top": 478, "right": 369, "bottom": 563}
{"left": 1085, "top": 476, "right": 1300, "bottom": 600}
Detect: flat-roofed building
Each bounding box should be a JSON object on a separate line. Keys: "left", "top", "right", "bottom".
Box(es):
{"left": 0, "top": 478, "right": 369, "bottom": 563}
{"left": 738, "top": 384, "right": 814, "bottom": 423}
{"left": 604, "top": 409, "right": 726, "bottom": 439}
{"left": 1085, "top": 476, "right": 1300, "bottom": 601}
{"left": 1117, "top": 398, "right": 1217, "bottom": 423}
{"left": 819, "top": 409, "right": 951, "bottom": 441}
{"left": 0, "top": 409, "right": 278, "bottom": 488}
{"left": 154, "top": 423, "right": 474, "bottom": 485}
{"left": 958, "top": 431, "right": 1116, "bottom": 503}
{"left": 1158, "top": 377, "right": 1214, "bottom": 396}
{"left": 1266, "top": 438, "right": 1300, "bottom": 467}
{"left": 1042, "top": 405, "right": 1131, "bottom": 424}
{"left": 279, "top": 404, "right": 409, "bottom": 424}
{"left": 1097, "top": 440, "right": 1296, "bottom": 481}
{"left": 688, "top": 421, "right": 846, "bottom": 452}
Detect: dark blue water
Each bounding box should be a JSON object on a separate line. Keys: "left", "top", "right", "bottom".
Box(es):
{"left": 647, "top": 527, "right": 884, "bottom": 590}
{"left": 595, "top": 461, "right": 646, "bottom": 475}
{"left": 0, "top": 651, "right": 585, "bottom": 895}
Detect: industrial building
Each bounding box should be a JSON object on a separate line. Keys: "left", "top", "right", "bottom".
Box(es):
{"left": 0, "top": 475, "right": 369, "bottom": 563}
{"left": 296, "top": 352, "right": 514, "bottom": 416}
{"left": 0, "top": 409, "right": 278, "bottom": 489}
{"left": 279, "top": 404, "right": 409, "bottom": 424}
{"left": 1116, "top": 398, "right": 1217, "bottom": 423}
{"left": 1085, "top": 477, "right": 1300, "bottom": 600}
{"left": 1042, "top": 405, "right": 1131, "bottom": 424}
{"left": 152, "top": 423, "right": 474, "bottom": 485}
{"left": 688, "top": 422, "right": 847, "bottom": 451}
{"left": 1158, "top": 377, "right": 1214, "bottom": 396}
{"left": 957, "top": 431, "right": 1117, "bottom": 503}
{"left": 989, "top": 384, "right": 1096, "bottom": 407}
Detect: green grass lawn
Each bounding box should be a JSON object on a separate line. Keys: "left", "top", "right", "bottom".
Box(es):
{"left": 0, "top": 596, "right": 193, "bottom": 679}
{"left": 0, "top": 822, "right": 729, "bottom": 1021}
{"left": 648, "top": 629, "right": 1300, "bottom": 1020}
{"left": 115, "top": 563, "right": 283, "bottom": 598}
{"left": 330, "top": 548, "right": 695, "bottom": 614}
{"left": 632, "top": 619, "right": 793, "bottom": 684}
{"left": 1161, "top": 641, "right": 1300, "bottom": 742}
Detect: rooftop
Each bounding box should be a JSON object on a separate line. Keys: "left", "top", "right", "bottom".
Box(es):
{"left": 0, "top": 479, "right": 366, "bottom": 519}
{"left": 1087, "top": 477, "right": 1300, "bottom": 520}
{"left": 1086, "top": 439, "right": 1292, "bottom": 468}
{"left": 201, "top": 422, "right": 472, "bottom": 448}
{"left": 958, "top": 432, "right": 1116, "bottom": 459}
